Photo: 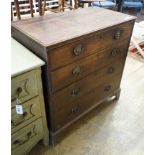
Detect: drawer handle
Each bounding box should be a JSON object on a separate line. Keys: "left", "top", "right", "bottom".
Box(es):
{"left": 104, "top": 85, "right": 111, "bottom": 92}
{"left": 71, "top": 107, "right": 80, "bottom": 114}
{"left": 27, "top": 131, "right": 32, "bottom": 138}
{"left": 114, "top": 30, "right": 121, "bottom": 40}
{"left": 17, "top": 87, "right": 22, "bottom": 94}
{"left": 11, "top": 112, "right": 28, "bottom": 126}
{"left": 72, "top": 66, "right": 82, "bottom": 76}
{"left": 111, "top": 49, "right": 117, "bottom": 57}
{"left": 71, "top": 88, "right": 80, "bottom": 97}
{"left": 107, "top": 67, "right": 115, "bottom": 74}
{"left": 16, "top": 87, "right": 23, "bottom": 98}
{"left": 73, "top": 44, "right": 84, "bottom": 56}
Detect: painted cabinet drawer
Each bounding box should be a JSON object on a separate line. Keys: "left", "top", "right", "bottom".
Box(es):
{"left": 11, "top": 70, "right": 38, "bottom": 106}
{"left": 11, "top": 118, "right": 44, "bottom": 155}
{"left": 11, "top": 96, "right": 42, "bottom": 134}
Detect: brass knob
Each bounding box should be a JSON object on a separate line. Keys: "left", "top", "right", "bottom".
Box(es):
{"left": 104, "top": 85, "right": 111, "bottom": 91}
{"left": 72, "top": 66, "right": 82, "bottom": 76}
{"left": 114, "top": 30, "right": 121, "bottom": 40}
{"left": 71, "top": 88, "right": 80, "bottom": 97}
{"left": 107, "top": 67, "right": 114, "bottom": 74}
{"left": 73, "top": 44, "right": 84, "bottom": 56}
{"left": 111, "top": 49, "right": 117, "bottom": 57}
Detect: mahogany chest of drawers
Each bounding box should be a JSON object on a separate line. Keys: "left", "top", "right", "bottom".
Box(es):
{"left": 11, "top": 7, "right": 136, "bottom": 143}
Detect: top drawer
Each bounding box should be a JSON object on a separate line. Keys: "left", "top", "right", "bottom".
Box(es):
{"left": 11, "top": 70, "right": 38, "bottom": 106}
{"left": 48, "top": 21, "right": 134, "bottom": 69}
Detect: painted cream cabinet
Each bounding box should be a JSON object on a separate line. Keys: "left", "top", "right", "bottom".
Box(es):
{"left": 11, "top": 38, "right": 49, "bottom": 155}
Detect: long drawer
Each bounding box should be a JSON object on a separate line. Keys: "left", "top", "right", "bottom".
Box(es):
{"left": 11, "top": 118, "right": 43, "bottom": 155}
{"left": 48, "top": 21, "right": 133, "bottom": 70}
{"left": 11, "top": 70, "right": 38, "bottom": 106}
{"left": 52, "top": 57, "right": 126, "bottom": 107}
{"left": 50, "top": 41, "right": 129, "bottom": 92}
{"left": 11, "top": 96, "right": 42, "bottom": 134}
{"left": 52, "top": 72, "right": 122, "bottom": 131}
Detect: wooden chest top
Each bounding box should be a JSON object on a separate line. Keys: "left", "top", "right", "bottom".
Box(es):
{"left": 11, "top": 7, "right": 135, "bottom": 49}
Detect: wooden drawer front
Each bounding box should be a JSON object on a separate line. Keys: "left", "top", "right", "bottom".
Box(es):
{"left": 53, "top": 73, "right": 121, "bottom": 131}
{"left": 11, "top": 70, "right": 38, "bottom": 106}
{"left": 51, "top": 41, "right": 129, "bottom": 92}
{"left": 48, "top": 22, "right": 133, "bottom": 69}
{"left": 11, "top": 96, "right": 42, "bottom": 133}
{"left": 52, "top": 57, "right": 125, "bottom": 107}
{"left": 11, "top": 118, "right": 43, "bottom": 155}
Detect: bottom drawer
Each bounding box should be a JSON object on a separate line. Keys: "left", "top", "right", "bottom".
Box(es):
{"left": 11, "top": 118, "right": 43, "bottom": 155}
{"left": 53, "top": 72, "right": 122, "bottom": 132}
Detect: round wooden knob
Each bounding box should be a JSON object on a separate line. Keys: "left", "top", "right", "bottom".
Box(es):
{"left": 27, "top": 131, "right": 32, "bottom": 138}
{"left": 16, "top": 87, "right": 22, "bottom": 97}
{"left": 13, "top": 140, "right": 20, "bottom": 145}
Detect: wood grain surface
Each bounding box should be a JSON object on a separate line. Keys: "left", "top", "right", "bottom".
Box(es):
{"left": 12, "top": 7, "right": 136, "bottom": 48}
